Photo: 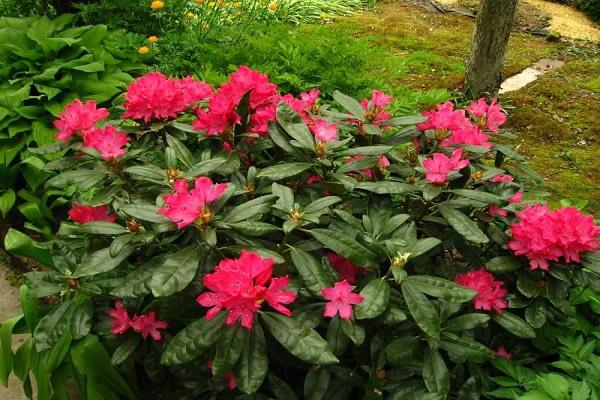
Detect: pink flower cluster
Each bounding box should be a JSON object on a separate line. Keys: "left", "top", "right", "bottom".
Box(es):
{"left": 422, "top": 148, "right": 470, "bottom": 184}
{"left": 508, "top": 205, "right": 600, "bottom": 270}
{"left": 82, "top": 126, "right": 130, "bottom": 159}
{"left": 107, "top": 301, "right": 168, "bottom": 341}
{"left": 157, "top": 177, "right": 228, "bottom": 228}
{"left": 197, "top": 250, "right": 297, "bottom": 329}
{"left": 54, "top": 99, "right": 109, "bottom": 141}
{"left": 361, "top": 90, "right": 393, "bottom": 126}
{"left": 281, "top": 89, "right": 341, "bottom": 143}
{"left": 68, "top": 204, "right": 117, "bottom": 224}
{"left": 417, "top": 99, "right": 506, "bottom": 150}
{"left": 122, "top": 72, "right": 212, "bottom": 122}
{"left": 322, "top": 280, "right": 364, "bottom": 320}
{"left": 193, "top": 66, "right": 278, "bottom": 138}
{"left": 455, "top": 268, "right": 507, "bottom": 313}
{"left": 325, "top": 253, "right": 366, "bottom": 284}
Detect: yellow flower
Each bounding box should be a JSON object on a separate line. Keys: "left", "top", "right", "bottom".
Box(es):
{"left": 319, "top": 12, "right": 328, "bottom": 19}
{"left": 151, "top": 0, "right": 164, "bottom": 10}
{"left": 268, "top": 1, "right": 277, "bottom": 12}
{"left": 138, "top": 46, "right": 150, "bottom": 55}
{"left": 232, "top": 1, "right": 240, "bottom": 6}
{"left": 147, "top": 35, "right": 159, "bottom": 43}
{"left": 185, "top": 11, "right": 197, "bottom": 18}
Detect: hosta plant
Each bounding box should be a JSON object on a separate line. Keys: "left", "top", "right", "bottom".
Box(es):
{"left": 2, "top": 67, "right": 600, "bottom": 399}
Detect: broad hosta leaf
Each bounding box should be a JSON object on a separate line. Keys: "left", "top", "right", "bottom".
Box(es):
{"left": 310, "top": 229, "right": 378, "bottom": 268}
{"left": 402, "top": 282, "right": 440, "bottom": 340}
{"left": 235, "top": 324, "right": 268, "bottom": 394}
{"left": 257, "top": 163, "right": 313, "bottom": 181}
{"left": 404, "top": 276, "right": 476, "bottom": 303}
{"left": 0, "top": 189, "right": 16, "bottom": 217}
{"left": 213, "top": 324, "right": 246, "bottom": 378}
{"left": 423, "top": 349, "right": 450, "bottom": 395}
{"left": 355, "top": 181, "right": 416, "bottom": 194}
{"left": 0, "top": 315, "right": 22, "bottom": 386}
{"left": 4, "top": 228, "right": 54, "bottom": 267}
{"left": 290, "top": 247, "right": 334, "bottom": 296}
{"left": 354, "top": 278, "right": 390, "bottom": 320}
{"left": 150, "top": 245, "right": 201, "bottom": 297}
{"left": 492, "top": 312, "right": 536, "bottom": 338}
{"left": 161, "top": 313, "right": 226, "bottom": 365}
{"left": 260, "top": 312, "right": 338, "bottom": 365}
{"left": 437, "top": 205, "right": 489, "bottom": 244}
{"left": 74, "top": 246, "right": 133, "bottom": 278}
{"left": 33, "top": 300, "right": 73, "bottom": 352}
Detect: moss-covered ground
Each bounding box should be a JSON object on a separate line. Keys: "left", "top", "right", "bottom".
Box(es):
{"left": 310, "top": 2, "right": 599, "bottom": 212}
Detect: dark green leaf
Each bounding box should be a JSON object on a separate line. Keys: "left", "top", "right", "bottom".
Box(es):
{"left": 150, "top": 245, "right": 201, "bottom": 297}
{"left": 74, "top": 246, "right": 133, "bottom": 278}
{"left": 423, "top": 349, "right": 450, "bottom": 395}
{"left": 440, "top": 332, "right": 492, "bottom": 362}
{"left": 332, "top": 91, "right": 365, "bottom": 119}
{"left": 290, "top": 247, "right": 334, "bottom": 296}
{"left": 444, "top": 314, "right": 490, "bottom": 332}
{"left": 223, "top": 195, "right": 276, "bottom": 223}
{"left": 402, "top": 282, "right": 440, "bottom": 340}
{"left": 310, "top": 229, "right": 378, "bottom": 268}
{"left": 33, "top": 301, "right": 72, "bottom": 352}
{"left": 269, "top": 374, "right": 299, "bottom": 400}
{"left": 257, "top": 163, "right": 313, "bottom": 181}
{"left": 79, "top": 222, "right": 126, "bottom": 235}
{"left": 405, "top": 276, "right": 475, "bottom": 303}
{"left": 121, "top": 203, "right": 171, "bottom": 223}
{"left": 0, "top": 315, "right": 22, "bottom": 386}
{"left": 213, "top": 324, "right": 246, "bottom": 378}
{"left": 485, "top": 256, "right": 522, "bottom": 274}
{"left": 437, "top": 205, "right": 489, "bottom": 244}
{"left": 354, "top": 278, "right": 390, "bottom": 320}
{"left": 355, "top": 181, "right": 417, "bottom": 194}
{"left": 276, "top": 103, "right": 315, "bottom": 150}
{"left": 4, "top": 228, "right": 54, "bottom": 268}
{"left": 492, "top": 312, "right": 536, "bottom": 338}
{"left": 235, "top": 324, "right": 268, "bottom": 394}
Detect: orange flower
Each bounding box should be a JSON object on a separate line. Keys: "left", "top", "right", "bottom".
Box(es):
{"left": 151, "top": 0, "right": 164, "bottom": 10}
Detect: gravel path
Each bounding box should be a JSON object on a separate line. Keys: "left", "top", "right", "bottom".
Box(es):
{"left": 0, "top": 265, "right": 27, "bottom": 400}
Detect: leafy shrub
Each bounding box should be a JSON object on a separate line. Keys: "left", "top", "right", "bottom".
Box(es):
{"left": 576, "top": 0, "right": 600, "bottom": 21}
{"left": 0, "top": 0, "right": 51, "bottom": 17}
{"left": 0, "top": 14, "right": 146, "bottom": 236}
{"left": 2, "top": 67, "right": 600, "bottom": 399}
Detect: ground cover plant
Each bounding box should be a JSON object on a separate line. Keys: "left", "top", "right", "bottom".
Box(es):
{"left": 0, "top": 14, "right": 146, "bottom": 238}
{"left": 1, "top": 66, "right": 600, "bottom": 399}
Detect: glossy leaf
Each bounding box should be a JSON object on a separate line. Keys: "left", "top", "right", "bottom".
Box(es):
{"left": 438, "top": 205, "right": 489, "bottom": 244}
{"left": 405, "top": 276, "right": 476, "bottom": 303}
{"left": 402, "top": 282, "right": 440, "bottom": 340}
{"left": 354, "top": 278, "right": 390, "bottom": 320}
{"left": 235, "top": 323, "right": 268, "bottom": 394}
{"left": 290, "top": 247, "right": 334, "bottom": 296}
{"left": 310, "top": 228, "right": 378, "bottom": 268}
{"left": 150, "top": 245, "right": 201, "bottom": 297}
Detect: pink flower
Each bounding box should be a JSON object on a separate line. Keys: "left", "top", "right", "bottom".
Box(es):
{"left": 467, "top": 98, "right": 507, "bottom": 133}
{"left": 82, "top": 126, "right": 130, "bottom": 159}
{"left": 197, "top": 250, "right": 296, "bottom": 329}
{"left": 193, "top": 66, "right": 278, "bottom": 137}
{"left": 508, "top": 205, "right": 600, "bottom": 270}
{"left": 311, "top": 119, "right": 338, "bottom": 142}
{"left": 378, "top": 155, "right": 391, "bottom": 169}
{"left": 441, "top": 125, "right": 492, "bottom": 149}
{"left": 422, "top": 149, "right": 470, "bottom": 184}
{"left": 325, "top": 253, "right": 365, "bottom": 284}
{"left": 222, "top": 142, "right": 234, "bottom": 153}
{"left": 306, "top": 175, "right": 323, "bottom": 185}
{"left": 509, "top": 191, "right": 523, "bottom": 204}
{"left": 416, "top": 101, "right": 472, "bottom": 133}
{"left": 322, "top": 280, "right": 364, "bottom": 320}
{"left": 300, "top": 88, "right": 320, "bottom": 112}
{"left": 207, "top": 360, "right": 237, "bottom": 390}
{"left": 495, "top": 346, "right": 513, "bottom": 359}
{"left": 107, "top": 301, "right": 131, "bottom": 335}
{"left": 455, "top": 269, "right": 507, "bottom": 313}
{"left": 157, "top": 177, "right": 228, "bottom": 228}
{"left": 488, "top": 205, "right": 508, "bottom": 218}
{"left": 122, "top": 72, "right": 212, "bottom": 122}
{"left": 345, "top": 155, "right": 373, "bottom": 179}
{"left": 54, "top": 99, "right": 109, "bottom": 141}
{"left": 131, "top": 311, "right": 168, "bottom": 341}
{"left": 490, "top": 174, "right": 513, "bottom": 183}
{"left": 361, "top": 90, "right": 393, "bottom": 126}
{"left": 68, "top": 204, "right": 117, "bottom": 224}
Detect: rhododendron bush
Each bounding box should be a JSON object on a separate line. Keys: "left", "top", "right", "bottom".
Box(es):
{"left": 4, "top": 66, "right": 600, "bottom": 400}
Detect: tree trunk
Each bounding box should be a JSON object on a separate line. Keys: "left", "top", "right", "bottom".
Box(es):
{"left": 464, "top": 0, "right": 519, "bottom": 98}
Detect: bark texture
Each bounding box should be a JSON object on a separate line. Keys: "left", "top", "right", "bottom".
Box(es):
{"left": 464, "top": 0, "right": 519, "bottom": 98}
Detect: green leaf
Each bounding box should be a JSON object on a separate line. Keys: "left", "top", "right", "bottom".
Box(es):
{"left": 111, "top": 337, "right": 140, "bottom": 366}
{"left": 166, "top": 135, "right": 194, "bottom": 168}
{"left": 410, "top": 238, "right": 442, "bottom": 258}
{"left": 71, "top": 335, "right": 137, "bottom": 400}
{"left": 423, "top": 349, "right": 450, "bottom": 395}
{"left": 74, "top": 246, "right": 133, "bottom": 278}
{"left": 337, "top": 156, "right": 377, "bottom": 174}
{"left": 534, "top": 373, "right": 569, "bottom": 400}
{"left": 150, "top": 245, "right": 201, "bottom": 297}
{"left": 70, "top": 297, "right": 93, "bottom": 340}
{"left": 524, "top": 300, "right": 546, "bottom": 329}
{"left": 257, "top": 163, "right": 313, "bottom": 181}
{"left": 186, "top": 157, "right": 228, "bottom": 177}
{"left": 235, "top": 324, "right": 268, "bottom": 394}
{"left": 405, "top": 276, "right": 476, "bottom": 303}
{"left": 444, "top": 314, "right": 490, "bottom": 332}
{"left": 437, "top": 205, "right": 489, "bottom": 244}
{"left": 388, "top": 115, "right": 428, "bottom": 125}
{"left": 402, "top": 282, "right": 440, "bottom": 340}
{"left": 121, "top": 203, "right": 171, "bottom": 223}
{"left": 355, "top": 181, "right": 417, "bottom": 194}
{"left": 354, "top": 278, "right": 390, "bottom": 320}
{"left": 310, "top": 228, "right": 378, "bottom": 268}
{"left": 338, "top": 146, "right": 392, "bottom": 156}
{"left": 492, "top": 312, "right": 536, "bottom": 338}
{"left": 450, "top": 189, "right": 503, "bottom": 205}
{"left": 212, "top": 324, "right": 246, "bottom": 378}
{"left": 269, "top": 374, "right": 299, "bottom": 400}
{"left": 72, "top": 61, "right": 105, "bottom": 72}
{"left": 385, "top": 336, "right": 419, "bottom": 366}
{"left": 304, "top": 196, "right": 341, "bottom": 215}
{"left": 260, "top": 312, "right": 338, "bottom": 365}
{"left": 4, "top": 228, "right": 54, "bottom": 268}
{"left": 440, "top": 332, "right": 492, "bottom": 362}
{"left": 223, "top": 195, "right": 276, "bottom": 223}
{"left": 45, "top": 169, "right": 107, "bottom": 190}
{"left": 111, "top": 255, "right": 166, "bottom": 298}
{"left": 485, "top": 256, "right": 522, "bottom": 273}
{"left": 340, "top": 318, "right": 365, "bottom": 346}
{"left": 124, "top": 166, "right": 166, "bottom": 184}
{"left": 332, "top": 90, "right": 365, "bottom": 119}
{"left": 0, "top": 315, "right": 22, "bottom": 386}
{"left": 304, "top": 366, "right": 332, "bottom": 400}
{"left": 518, "top": 391, "right": 552, "bottom": 400}
{"left": 161, "top": 313, "right": 226, "bottom": 365}
{"left": 276, "top": 103, "right": 315, "bottom": 150}
{"left": 33, "top": 300, "right": 72, "bottom": 352}
{"left": 79, "top": 222, "right": 126, "bottom": 235}
{"left": 0, "top": 189, "right": 16, "bottom": 217}
{"left": 290, "top": 247, "right": 334, "bottom": 296}
{"left": 228, "top": 221, "right": 280, "bottom": 236}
